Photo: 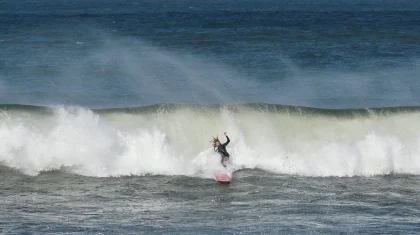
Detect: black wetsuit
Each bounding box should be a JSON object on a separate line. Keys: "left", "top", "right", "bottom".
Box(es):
{"left": 216, "top": 136, "right": 230, "bottom": 166}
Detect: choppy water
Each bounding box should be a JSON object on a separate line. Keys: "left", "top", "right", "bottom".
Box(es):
{"left": 2, "top": 167, "right": 420, "bottom": 234}
{"left": 1, "top": 0, "right": 420, "bottom": 234}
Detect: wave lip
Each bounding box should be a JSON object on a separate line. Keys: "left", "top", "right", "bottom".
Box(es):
{"left": 1, "top": 104, "right": 420, "bottom": 177}
{"left": 2, "top": 103, "right": 420, "bottom": 116}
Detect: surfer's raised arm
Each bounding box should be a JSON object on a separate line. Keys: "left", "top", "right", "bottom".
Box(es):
{"left": 223, "top": 132, "right": 230, "bottom": 146}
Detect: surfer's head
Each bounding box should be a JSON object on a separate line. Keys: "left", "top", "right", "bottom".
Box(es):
{"left": 210, "top": 136, "right": 220, "bottom": 150}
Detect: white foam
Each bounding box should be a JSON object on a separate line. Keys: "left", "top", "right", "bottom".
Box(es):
{"left": 1, "top": 106, "right": 420, "bottom": 177}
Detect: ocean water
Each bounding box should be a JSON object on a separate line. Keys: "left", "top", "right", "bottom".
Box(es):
{"left": 1, "top": 0, "right": 420, "bottom": 234}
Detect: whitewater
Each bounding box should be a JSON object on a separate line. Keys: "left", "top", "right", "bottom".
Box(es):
{"left": 1, "top": 104, "right": 420, "bottom": 178}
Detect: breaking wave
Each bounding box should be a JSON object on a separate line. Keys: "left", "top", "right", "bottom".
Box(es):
{"left": 1, "top": 103, "right": 420, "bottom": 177}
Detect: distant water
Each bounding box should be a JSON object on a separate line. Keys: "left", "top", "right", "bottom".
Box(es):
{"left": 1, "top": 0, "right": 420, "bottom": 234}
{"left": 1, "top": 0, "right": 420, "bottom": 108}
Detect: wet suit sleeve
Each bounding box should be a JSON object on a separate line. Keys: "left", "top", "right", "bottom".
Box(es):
{"left": 223, "top": 136, "right": 230, "bottom": 146}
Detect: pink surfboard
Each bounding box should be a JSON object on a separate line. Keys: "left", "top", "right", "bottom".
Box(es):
{"left": 213, "top": 171, "right": 230, "bottom": 184}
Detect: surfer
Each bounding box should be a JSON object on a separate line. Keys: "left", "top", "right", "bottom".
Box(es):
{"left": 211, "top": 132, "right": 230, "bottom": 167}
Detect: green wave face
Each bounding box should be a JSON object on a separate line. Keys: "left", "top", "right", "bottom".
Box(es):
{"left": 2, "top": 103, "right": 420, "bottom": 117}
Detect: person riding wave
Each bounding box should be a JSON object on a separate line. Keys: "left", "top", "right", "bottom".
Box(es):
{"left": 211, "top": 132, "right": 230, "bottom": 167}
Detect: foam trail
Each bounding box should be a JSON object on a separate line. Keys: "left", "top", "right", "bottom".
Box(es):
{"left": 1, "top": 105, "right": 420, "bottom": 177}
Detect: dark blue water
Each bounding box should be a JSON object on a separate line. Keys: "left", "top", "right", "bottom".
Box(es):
{"left": 1, "top": 0, "right": 420, "bottom": 108}
{"left": 2, "top": 1, "right": 420, "bottom": 234}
